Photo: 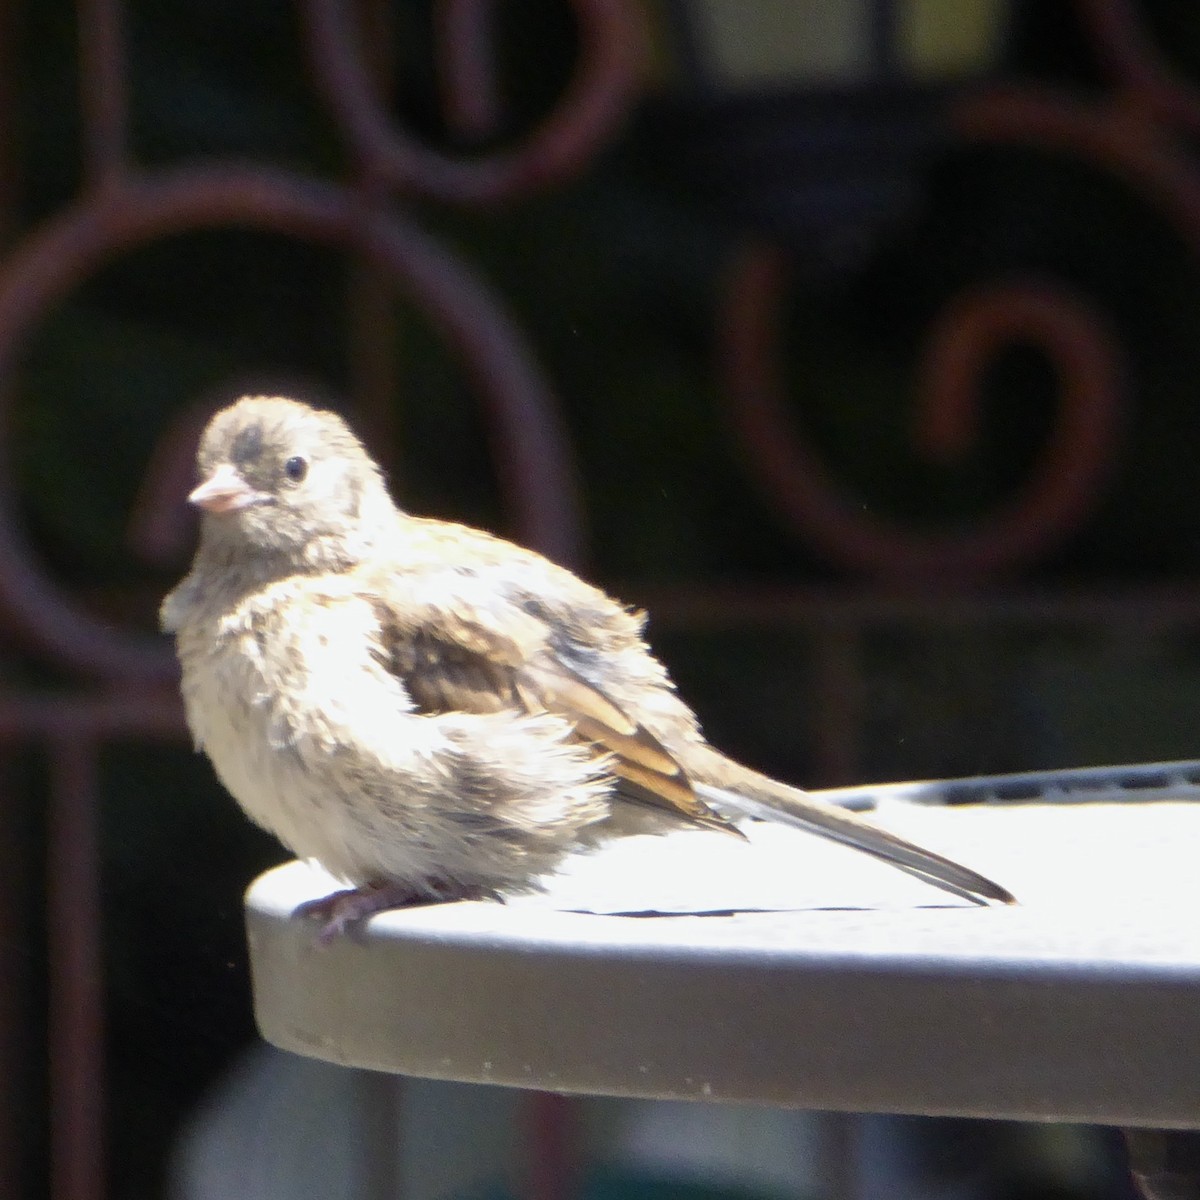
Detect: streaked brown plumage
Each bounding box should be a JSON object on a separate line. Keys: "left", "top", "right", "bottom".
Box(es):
{"left": 162, "top": 395, "right": 1015, "bottom": 938}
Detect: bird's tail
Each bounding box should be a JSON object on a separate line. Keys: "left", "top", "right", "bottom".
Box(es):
{"left": 690, "top": 757, "right": 1016, "bottom": 906}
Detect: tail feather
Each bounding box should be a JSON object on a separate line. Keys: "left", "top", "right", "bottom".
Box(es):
{"left": 693, "top": 780, "right": 1016, "bottom": 906}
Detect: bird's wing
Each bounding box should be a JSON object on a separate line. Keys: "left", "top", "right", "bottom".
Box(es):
{"left": 369, "top": 581, "right": 736, "bottom": 833}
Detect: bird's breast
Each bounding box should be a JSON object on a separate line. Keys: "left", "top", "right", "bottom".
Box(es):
{"left": 173, "top": 589, "right": 415, "bottom": 880}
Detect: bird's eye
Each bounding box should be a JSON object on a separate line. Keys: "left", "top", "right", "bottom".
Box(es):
{"left": 283, "top": 455, "right": 308, "bottom": 483}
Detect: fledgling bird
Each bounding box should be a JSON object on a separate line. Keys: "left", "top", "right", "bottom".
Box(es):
{"left": 162, "top": 395, "right": 1015, "bottom": 939}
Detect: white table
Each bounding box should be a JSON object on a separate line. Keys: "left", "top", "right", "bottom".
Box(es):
{"left": 244, "top": 799, "right": 1200, "bottom": 1131}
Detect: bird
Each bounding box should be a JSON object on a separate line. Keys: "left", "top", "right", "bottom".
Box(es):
{"left": 162, "top": 395, "right": 1015, "bottom": 939}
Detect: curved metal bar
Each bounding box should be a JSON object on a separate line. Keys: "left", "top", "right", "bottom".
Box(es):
{"left": 436, "top": 0, "right": 503, "bottom": 140}
{"left": 955, "top": 87, "right": 1200, "bottom": 255}
{"left": 1078, "top": 0, "right": 1200, "bottom": 139}
{"left": 47, "top": 732, "right": 103, "bottom": 1200}
{"left": 0, "top": 164, "right": 584, "bottom": 679}
{"left": 126, "top": 401, "right": 219, "bottom": 568}
{"left": 719, "top": 246, "right": 1123, "bottom": 580}
{"left": 76, "top": 0, "right": 130, "bottom": 187}
{"left": 915, "top": 281, "right": 1123, "bottom": 560}
{"left": 304, "top": 0, "right": 644, "bottom": 205}
{"left": 720, "top": 76, "right": 1200, "bottom": 581}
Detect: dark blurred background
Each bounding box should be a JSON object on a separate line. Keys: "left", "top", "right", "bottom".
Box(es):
{"left": 2, "top": 0, "right": 1199, "bottom": 1197}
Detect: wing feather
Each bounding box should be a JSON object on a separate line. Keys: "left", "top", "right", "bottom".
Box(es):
{"left": 371, "top": 591, "right": 739, "bottom": 834}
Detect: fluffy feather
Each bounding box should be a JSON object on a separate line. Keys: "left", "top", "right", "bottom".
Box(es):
{"left": 163, "top": 396, "right": 1015, "bottom": 936}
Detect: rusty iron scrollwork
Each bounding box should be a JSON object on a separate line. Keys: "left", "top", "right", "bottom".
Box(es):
{"left": 719, "top": 0, "right": 1200, "bottom": 583}
{"left": 0, "top": 2, "right": 643, "bottom": 1198}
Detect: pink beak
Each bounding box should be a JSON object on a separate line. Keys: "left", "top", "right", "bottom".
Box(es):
{"left": 188, "top": 463, "right": 264, "bottom": 514}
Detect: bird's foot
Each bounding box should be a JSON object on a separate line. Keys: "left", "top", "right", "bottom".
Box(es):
{"left": 295, "top": 879, "right": 503, "bottom": 944}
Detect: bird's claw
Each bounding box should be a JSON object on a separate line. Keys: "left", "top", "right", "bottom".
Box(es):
{"left": 294, "top": 879, "right": 502, "bottom": 943}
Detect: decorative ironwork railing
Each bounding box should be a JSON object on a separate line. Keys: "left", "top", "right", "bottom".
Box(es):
{"left": 0, "top": 2, "right": 1195, "bottom": 1198}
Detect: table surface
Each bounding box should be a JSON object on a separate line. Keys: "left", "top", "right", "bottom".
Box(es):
{"left": 245, "top": 797, "right": 1200, "bottom": 1128}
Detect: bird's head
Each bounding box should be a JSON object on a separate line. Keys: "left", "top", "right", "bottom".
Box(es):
{"left": 189, "top": 395, "right": 395, "bottom": 571}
